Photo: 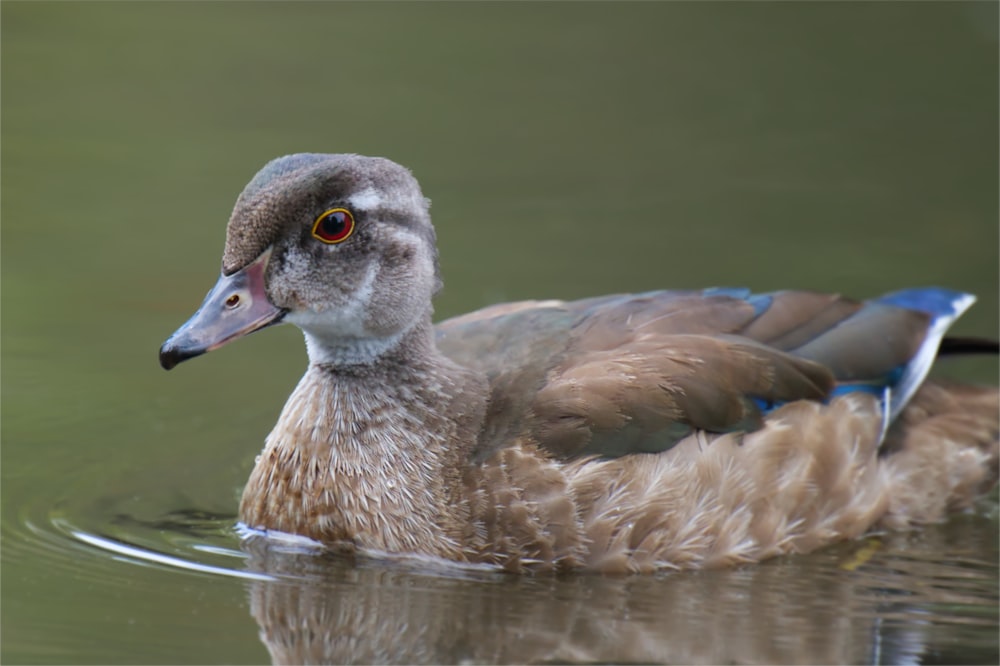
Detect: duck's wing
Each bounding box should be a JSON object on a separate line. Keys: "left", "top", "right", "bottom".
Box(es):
{"left": 435, "top": 288, "right": 972, "bottom": 462}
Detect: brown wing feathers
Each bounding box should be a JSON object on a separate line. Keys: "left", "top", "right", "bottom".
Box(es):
{"left": 789, "top": 304, "right": 929, "bottom": 381}
{"left": 530, "top": 335, "right": 834, "bottom": 459}
{"left": 739, "top": 291, "right": 860, "bottom": 349}
{"left": 525, "top": 292, "right": 840, "bottom": 459}
{"left": 438, "top": 289, "right": 975, "bottom": 462}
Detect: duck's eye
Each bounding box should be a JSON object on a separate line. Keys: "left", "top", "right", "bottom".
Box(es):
{"left": 311, "top": 208, "right": 355, "bottom": 244}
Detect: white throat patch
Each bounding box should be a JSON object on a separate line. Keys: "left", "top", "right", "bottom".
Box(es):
{"left": 300, "top": 328, "right": 407, "bottom": 367}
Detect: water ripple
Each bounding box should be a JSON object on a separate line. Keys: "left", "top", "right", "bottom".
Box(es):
{"left": 3, "top": 476, "right": 997, "bottom": 665}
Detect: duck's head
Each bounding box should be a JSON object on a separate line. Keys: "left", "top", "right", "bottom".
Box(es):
{"left": 159, "top": 154, "right": 440, "bottom": 370}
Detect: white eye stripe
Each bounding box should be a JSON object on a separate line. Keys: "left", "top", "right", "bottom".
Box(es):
{"left": 346, "top": 188, "right": 383, "bottom": 211}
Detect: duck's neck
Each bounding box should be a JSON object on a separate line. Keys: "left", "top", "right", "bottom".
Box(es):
{"left": 238, "top": 318, "right": 487, "bottom": 559}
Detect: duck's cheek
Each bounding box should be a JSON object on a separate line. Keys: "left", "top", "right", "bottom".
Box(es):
{"left": 365, "top": 250, "right": 437, "bottom": 337}
{"left": 262, "top": 248, "right": 318, "bottom": 311}
{"left": 264, "top": 255, "right": 339, "bottom": 314}
{"left": 282, "top": 263, "right": 381, "bottom": 339}
{"left": 266, "top": 284, "right": 309, "bottom": 313}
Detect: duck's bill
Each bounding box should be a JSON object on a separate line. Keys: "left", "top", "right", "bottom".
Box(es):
{"left": 159, "top": 248, "right": 285, "bottom": 370}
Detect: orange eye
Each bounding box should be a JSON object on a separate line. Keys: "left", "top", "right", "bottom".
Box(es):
{"left": 311, "top": 208, "right": 355, "bottom": 244}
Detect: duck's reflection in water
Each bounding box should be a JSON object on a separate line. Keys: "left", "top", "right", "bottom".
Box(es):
{"left": 239, "top": 521, "right": 998, "bottom": 665}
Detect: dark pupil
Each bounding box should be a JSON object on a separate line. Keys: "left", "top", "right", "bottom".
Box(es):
{"left": 321, "top": 212, "right": 346, "bottom": 237}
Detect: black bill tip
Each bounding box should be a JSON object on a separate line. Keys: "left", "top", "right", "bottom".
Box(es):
{"left": 159, "top": 342, "right": 205, "bottom": 370}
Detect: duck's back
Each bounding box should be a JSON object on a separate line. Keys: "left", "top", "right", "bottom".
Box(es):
{"left": 434, "top": 287, "right": 997, "bottom": 572}
{"left": 437, "top": 287, "right": 980, "bottom": 459}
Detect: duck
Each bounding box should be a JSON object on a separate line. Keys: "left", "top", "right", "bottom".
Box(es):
{"left": 160, "top": 153, "right": 999, "bottom": 574}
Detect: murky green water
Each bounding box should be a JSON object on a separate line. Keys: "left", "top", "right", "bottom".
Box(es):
{"left": 3, "top": 2, "right": 997, "bottom": 664}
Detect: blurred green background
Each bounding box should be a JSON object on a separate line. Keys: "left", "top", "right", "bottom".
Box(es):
{"left": 2, "top": 2, "right": 997, "bottom": 663}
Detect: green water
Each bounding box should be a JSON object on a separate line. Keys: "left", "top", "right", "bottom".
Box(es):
{"left": 2, "top": 2, "right": 997, "bottom": 664}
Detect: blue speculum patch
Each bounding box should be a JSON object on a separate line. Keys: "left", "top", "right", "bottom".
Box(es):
{"left": 876, "top": 287, "right": 969, "bottom": 318}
